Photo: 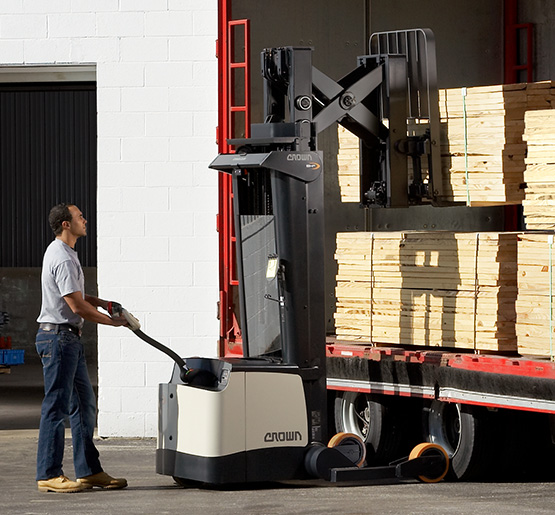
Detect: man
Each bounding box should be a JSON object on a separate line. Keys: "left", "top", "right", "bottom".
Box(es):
{"left": 36, "top": 203, "right": 128, "bottom": 493}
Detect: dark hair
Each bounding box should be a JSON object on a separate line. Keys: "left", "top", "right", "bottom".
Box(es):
{"left": 49, "top": 203, "right": 74, "bottom": 236}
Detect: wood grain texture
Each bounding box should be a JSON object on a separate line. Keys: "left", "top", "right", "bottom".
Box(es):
{"left": 334, "top": 232, "right": 519, "bottom": 352}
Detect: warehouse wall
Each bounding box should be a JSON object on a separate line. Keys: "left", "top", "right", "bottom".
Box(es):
{"left": 520, "top": 0, "right": 555, "bottom": 81}
{"left": 0, "top": 1, "right": 219, "bottom": 437}
{"left": 370, "top": 0, "right": 504, "bottom": 88}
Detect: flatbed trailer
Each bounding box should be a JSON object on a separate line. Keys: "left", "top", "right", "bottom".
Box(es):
{"left": 214, "top": 5, "right": 555, "bottom": 481}
{"left": 326, "top": 340, "right": 555, "bottom": 480}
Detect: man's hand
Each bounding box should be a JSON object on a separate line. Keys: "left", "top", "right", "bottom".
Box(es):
{"left": 107, "top": 302, "right": 128, "bottom": 327}
{"left": 109, "top": 314, "right": 128, "bottom": 327}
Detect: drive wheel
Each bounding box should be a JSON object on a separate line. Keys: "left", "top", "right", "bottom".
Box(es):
{"left": 334, "top": 392, "right": 407, "bottom": 464}
{"left": 328, "top": 432, "right": 366, "bottom": 467}
{"left": 424, "top": 401, "right": 489, "bottom": 481}
{"left": 408, "top": 443, "right": 449, "bottom": 483}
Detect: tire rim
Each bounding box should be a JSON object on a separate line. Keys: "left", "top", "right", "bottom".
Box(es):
{"left": 338, "top": 392, "right": 370, "bottom": 442}
{"left": 427, "top": 400, "right": 462, "bottom": 457}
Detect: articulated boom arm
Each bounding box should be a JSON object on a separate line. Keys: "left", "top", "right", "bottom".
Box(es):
{"left": 312, "top": 28, "right": 442, "bottom": 207}
{"left": 241, "top": 29, "right": 443, "bottom": 207}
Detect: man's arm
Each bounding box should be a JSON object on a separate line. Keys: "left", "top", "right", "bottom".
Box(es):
{"left": 64, "top": 292, "right": 127, "bottom": 326}
{"left": 84, "top": 294, "right": 109, "bottom": 311}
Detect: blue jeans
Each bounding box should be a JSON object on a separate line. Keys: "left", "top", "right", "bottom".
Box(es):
{"left": 35, "top": 328, "right": 103, "bottom": 481}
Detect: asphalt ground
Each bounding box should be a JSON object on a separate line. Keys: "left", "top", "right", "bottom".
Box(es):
{"left": 2, "top": 364, "right": 555, "bottom": 514}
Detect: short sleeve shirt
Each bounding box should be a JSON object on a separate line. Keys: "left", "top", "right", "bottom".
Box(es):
{"left": 37, "top": 238, "right": 85, "bottom": 329}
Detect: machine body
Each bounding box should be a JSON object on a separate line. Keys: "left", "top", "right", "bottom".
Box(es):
{"left": 147, "top": 31, "right": 450, "bottom": 485}
{"left": 157, "top": 358, "right": 310, "bottom": 483}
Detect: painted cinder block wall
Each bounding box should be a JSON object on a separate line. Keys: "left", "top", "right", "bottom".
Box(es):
{"left": 0, "top": 0, "right": 219, "bottom": 437}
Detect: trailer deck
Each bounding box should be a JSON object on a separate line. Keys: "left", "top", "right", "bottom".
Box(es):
{"left": 326, "top": 342, "right": 555, "bottom": 414}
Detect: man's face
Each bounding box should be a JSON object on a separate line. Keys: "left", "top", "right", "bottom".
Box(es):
{"left": 67, "top": 205, "right": 87, "bottom": 238}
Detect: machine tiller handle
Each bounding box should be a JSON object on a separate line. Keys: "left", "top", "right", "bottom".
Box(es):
{"left": 107, "top": 301, "right": 217, "bottom": 388}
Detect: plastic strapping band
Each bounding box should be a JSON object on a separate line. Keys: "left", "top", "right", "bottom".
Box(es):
{"left": 550, "top": 235, "right": 553, "bottom": 361}
{"left": 370, "top": 233, "right": 374, "bottom": 344}
{"left": 462, "top": 87, "right": 470, "bottom": 206}
{"left": 473, "top": 233, "right": 479, "bottom": 352}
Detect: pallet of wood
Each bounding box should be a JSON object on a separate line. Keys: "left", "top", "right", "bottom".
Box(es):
{"left": 440, "top": 81, "right": 554, "bottom": 206}
{"left": 336, "top": 81, "right": 555, "bottom": 205}
{"left": 522, "top": 109, "right": 555, "bottom": 230}
{"left": 516, "top": 233, "right": 555, "bottom": 358}
{"left": 334, "top": 231, "right": 518, "bottom": 352}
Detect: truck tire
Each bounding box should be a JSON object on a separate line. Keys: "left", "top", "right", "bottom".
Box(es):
{"left": 334, "top": 392, "right": 409, "bottom": 465}
{"left": 423, "top": 401, "right": 489, "bottom": 481}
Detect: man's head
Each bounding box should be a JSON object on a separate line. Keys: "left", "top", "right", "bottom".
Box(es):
{"left": 49, "top": 203, "right": 87, "bottom": 238}
{"left": 49, "top": 203, "right": 73, "bottom": 235}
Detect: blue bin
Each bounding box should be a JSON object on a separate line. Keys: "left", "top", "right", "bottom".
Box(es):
{"left": 0, "top": 349, "right": 25, "bottom": 365}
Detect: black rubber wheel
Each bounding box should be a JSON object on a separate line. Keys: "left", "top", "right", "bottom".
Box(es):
{"left": 334, "top": 392, "right": 411, "bottom": 465}
{"left": 423, "top": 401, "right": 489, "bottom": 481}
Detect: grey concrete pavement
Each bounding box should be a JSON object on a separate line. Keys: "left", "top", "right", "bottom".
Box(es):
{"left": 2, "top": 430, "right": 555, "bottom": 515}
{"left": 2, "top": 363, "right": 555, "bottom": 514}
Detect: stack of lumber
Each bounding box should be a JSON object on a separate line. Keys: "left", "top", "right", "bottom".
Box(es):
{"left": 336, "top": 81, "right": 555, "bottom": 205}
{"left": 522, "top": 109, "right": 555, "bottom": 229}
{"left": 334, "top": 231, "right": 518, "bottom": 352}
{"left": 439, "top": 81, "right": 555, "bottom": 206}
{"left": 337, "top": 125, "right": 360, "bottom": 202}
{"left": 516, "top": 233, "right": 555, "bottom": 358}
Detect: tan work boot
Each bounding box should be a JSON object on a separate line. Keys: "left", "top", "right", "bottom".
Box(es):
{"left": 37, "top": 475, "right": 85, "bottom": 493}
{"left": 77, "top": 471, "right": 128, "bottom": 490}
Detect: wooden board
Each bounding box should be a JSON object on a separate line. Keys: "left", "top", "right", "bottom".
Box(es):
{"left": 337, "top": 126, "right": 360, "bottom": 202}
{"left": 522, "top": 110, "right": 555, "bottom": 229}
{"left": 516, "top": 233, "right": 555, "bottom": 357}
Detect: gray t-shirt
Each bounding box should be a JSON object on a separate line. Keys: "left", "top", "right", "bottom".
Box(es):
{"left": 37, "top": 238, "right": 85, "bottom": 329}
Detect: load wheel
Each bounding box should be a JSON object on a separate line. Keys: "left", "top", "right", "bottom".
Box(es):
{"left": 408, "top": 443, "right": 449, "bottom": 483}
{"left": 423, "top": 401, "right": 490, "bottom": 481}
{"left": 328, "top": 432, "right": 366, "bottom": 467}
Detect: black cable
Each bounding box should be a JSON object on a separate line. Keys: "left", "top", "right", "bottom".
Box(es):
{"left": 133, "top": 329, "right": 188, "bottom": 371}
{"left": 132, "top": 328, "right": 218, "bottom": 387}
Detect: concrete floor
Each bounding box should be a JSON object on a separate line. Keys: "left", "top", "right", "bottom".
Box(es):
{"left": 2, "top": 363, "right": 555, "bottom": 515}
{"left": 2, "top": 429, "right": 555, "bottom": 515}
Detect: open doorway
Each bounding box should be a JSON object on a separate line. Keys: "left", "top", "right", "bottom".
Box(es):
{"left": 0, "top": 66, "right": 97, "bottom": 429}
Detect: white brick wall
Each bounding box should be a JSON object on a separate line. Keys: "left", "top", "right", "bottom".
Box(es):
{"left": 0, "top": 1, "right": 219, "bottom": 437}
